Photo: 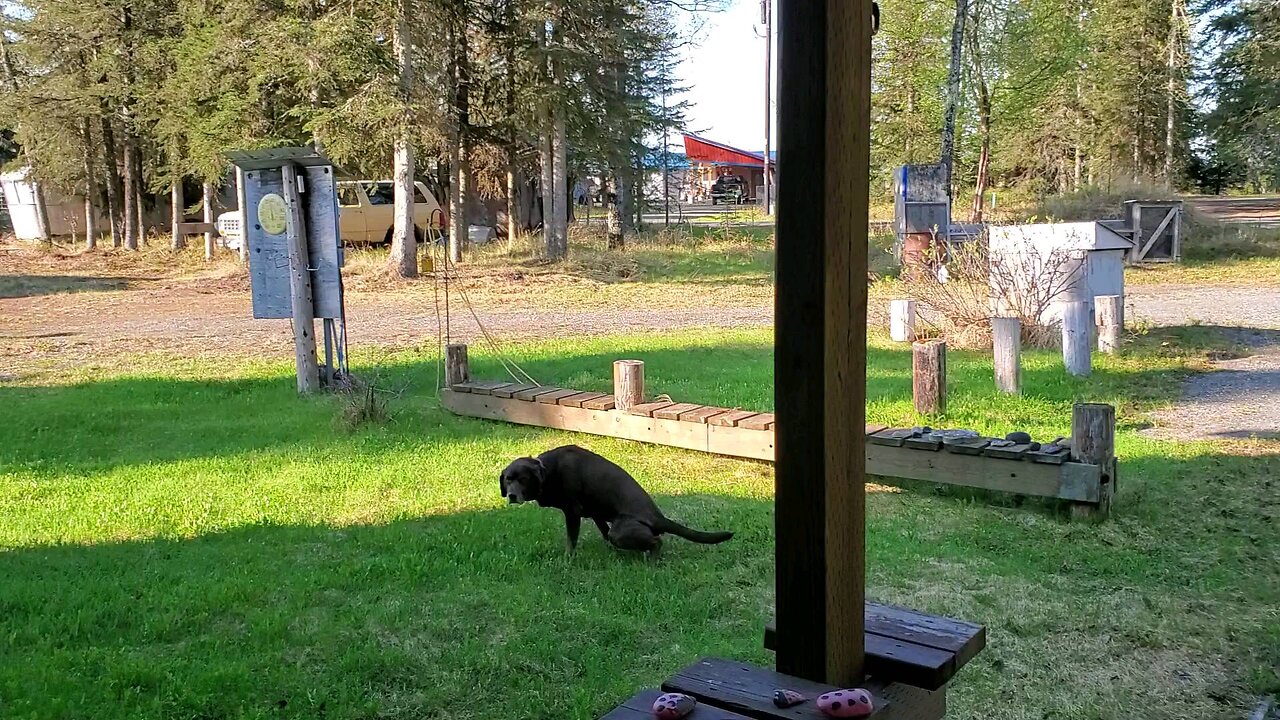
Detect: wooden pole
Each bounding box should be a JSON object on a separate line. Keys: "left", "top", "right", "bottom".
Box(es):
{"left": 992, "top": 317, "right": 1021, "bottom": 394}
{"left": 202, "top": 181, "right": 215, "bottom": 261}
{"left": 445, "top": 343, "right": 470, "bottom": 387}
{"left": 170, "top": 181, "right": 184, "bottom": 250}
{"left": 1095, "top": 294, "right": 1123, "bottom": 354}
{"left": 612, "top": 360, "right": 644, "bottom": 411}
{"left": 235, "top": 166, "right": 249, "bottom": 263}
{"left": 282, "top": 163, "right": 320, "bottom": 394}
{"left": 889, "top": 298, "right": 916, "bottom": 342}
{"left": 1061, "top": 301, "right": 1092, "bottom": 377}
{"left": 774, "top": 0, "right": 870, "bottom": 686}
{"left": 912, "top": 340, "right": 947, "bottom": 415}
{"left": 1070, "top": 402, "right": 1116, "bottom": 519}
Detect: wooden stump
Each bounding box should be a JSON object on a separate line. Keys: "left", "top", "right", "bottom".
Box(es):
{"left": 890, "top": 299, "right": 916, "bottom": 342}
{"left": 912, "top": 340, "right": 946, "bottom": 415}
{"left": 991, "top": 317, "right": 1021, "bottom": 394}
{"left": 1095, "top": 294, "right": 1123, "bottom": 354}
{"left": 613, "top": 360, "right": 644, "bottom": 412}
{"left": 445, "top": 343, "right": 470, "bottom": 388}
{"left": 1070, "top": 402, "right": 1116, "bottom": 520}
{"left": 1061, "top": 301, "right": 1092, "bottom": 377}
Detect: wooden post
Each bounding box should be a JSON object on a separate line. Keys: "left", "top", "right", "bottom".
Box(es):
{"left": 1061, "top": 301, "right": 1092, "bottom": 377}
{"left": 1095, "top": 294, "right": 1122, "bottom": 354}
{"left": 889, "top": 299, "right": 916, "bottom": 342}
{"left": 912, "top": 340, "right": 947, "bottom": 415}
{"left": 235, "top": 166, "right": 249, "bottom": 263}
{"left": 774, "top": 0, "right": 870, "bottom": 686}
{"left": 445, "top": 343, "right": 470, "bottom": 388}
{"left": 202, "top": 181, "right": 215, "bottom": 260}
{"left": 613, "top": 360, "right": 644, "bottom": 411}
{"left": 1070, "top": 402, "right": 1116, "bottom": 519}
{"left": 170, "top": 181, "right": 184, "bottom": 250}
{"left": 282, "top": 163, "right": 320, "bottom": 394}
{"left": 992, "top": 317, "right": 1021, "bottom": 394}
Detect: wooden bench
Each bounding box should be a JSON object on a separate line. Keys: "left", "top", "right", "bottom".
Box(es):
{"left": 764, "top": 602, "right": 985, "bottom": 691}
{"left": 600, "top": 657, "right": 945, "bottom": 719}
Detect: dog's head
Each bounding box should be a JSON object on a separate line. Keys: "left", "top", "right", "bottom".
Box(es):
{"left": 499, "top": 457, "right": 544, "bottom": 505}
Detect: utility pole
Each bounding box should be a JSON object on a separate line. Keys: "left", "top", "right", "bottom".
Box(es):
{"left": 762, "top": 0, "right": 773, "bottom": 215}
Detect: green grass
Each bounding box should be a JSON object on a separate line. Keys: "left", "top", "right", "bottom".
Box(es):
{"left": 2, "top": 329, "right": 1277, "bottom": 719}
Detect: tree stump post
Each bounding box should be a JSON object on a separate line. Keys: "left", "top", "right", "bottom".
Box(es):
{"left": 613, "top": 360, "right": 644, "bottom": 411}
{"left": 170, "top": 182, "right": 185, "bottom": 250}
{"left": 889, "top": 299, "right": 916, "bottom": 342}
{"left": 912, "top": 340, "right": 947, "bottom": 415}
{"left": 1061, "top": 301, "right": 1092, "bottom": 377}
{"left": 282, "top": 164, "right": 320, "bottom": 394}
{"left": 1070, "top": 402, "right": 1116, "bottom": 520}
{"left": 992, "top": 317, "right": 1021, "bottom": 394}
{"left": 1095, "top": 294, "right": 1123, "bottom": 354}
{"left": 445, "top": 343, "right": 470, "bottom": 388}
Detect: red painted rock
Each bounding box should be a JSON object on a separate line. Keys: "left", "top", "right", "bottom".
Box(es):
{"left": 773, "top": 689, "right": 807, "bottom": 708}
{"left": 652, "top": 692, "right": 696, "bottom": 719}
{"left": 816, "top": 688, "right": 874, "bottom": 717}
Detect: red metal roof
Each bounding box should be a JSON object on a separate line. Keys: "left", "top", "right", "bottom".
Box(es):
{"left": 683, "top": 134, "right": 767, "bottom": 168}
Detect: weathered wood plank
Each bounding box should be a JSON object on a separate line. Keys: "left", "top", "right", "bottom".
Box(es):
{"left": 904, "top": 434, "right": 943, "bottom": 451}
{"left": 708, "top": 410, "right": 759, "bottom": 427}
{"left": 867, "top": 442, "right": 1101, "bottom": 502}
{"left": 739, "top": 412, "right": 775, "bottom": 431}
{"left": 469, "top": 382, "right": 512, "bottom": 396}
{"left": 942, "top": 437, "right": 991, "bottom": 455}
{"left": 653, "top": 402, "right": 701, "bottom": 420}
{"left": 707, "top": 424, "right": 775, "bottom": 461}
{"left": 514, "top": 386, "right": 561, "bottom": 402}
{"left": 492, "top": 383, "right": 536, "bottom": 399}
{"left": 628, "top": 400, "right": 674, "bottom": 418}
{"left": 868, "top": 429, "right": 910, "bottom": 447}
{"left": 599, "top": 689, "right": 755, "bottom": 720}
{"left": 450, "top": 381, "right": 482, "bottom": 394}
{"left": 536, "top": 388, "right": 581, "bottom": 405}
{"left": 661, "top": 658, "right": 891, "bottom": 719}
{"left": 679, "top": 406, "right": 729, "bottom": 424}
{"left": 559, "top": 391, "right": 605, "bottom": 408}
{"left": 865, "top": 423, "right": 889, "bottom": 436}
{"left": 580, "top": 395, "right": 617, "bottom": 411}
{"left": 983, "top": 442, "right": 1030, "bottom": 460}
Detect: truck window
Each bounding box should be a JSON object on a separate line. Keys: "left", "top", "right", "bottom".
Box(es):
{"left": 413, "top": 186, "right": 430, "bottom": 204}
{"left": 337, "top": 186, "right": 361, "bottom": 207}
{"left": 365, "top": 183, "right": 395, "bottom": 206}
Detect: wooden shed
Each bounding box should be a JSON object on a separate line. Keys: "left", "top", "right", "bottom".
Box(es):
{"left": 988, "top": 221, "right": 1133, "bottom": 325}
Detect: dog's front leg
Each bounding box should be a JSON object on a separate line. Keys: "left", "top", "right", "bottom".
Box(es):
{"left": 593, "top": 518, "right": 611, "bottom": 539}
{"left": 563, "top": 512, "right": 582, "bottom": 552}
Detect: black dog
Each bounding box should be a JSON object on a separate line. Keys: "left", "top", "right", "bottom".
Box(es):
{"left": 499, "top": 445, "right": 733, "bottom": 552}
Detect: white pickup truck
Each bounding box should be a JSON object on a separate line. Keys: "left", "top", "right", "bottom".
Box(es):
{"left": 217, "top": 180, "right": 446, "bottom": 249}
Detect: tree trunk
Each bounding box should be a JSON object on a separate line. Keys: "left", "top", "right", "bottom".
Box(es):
{"left": 606, "top": 174, "right": 623, "bottom": 250}
{"left": 550, "top": 107, "right": 568, "bottom": 259}
{"left": 99, "top": 116, "right": 124, "bottom": 247}
{"left": 202, "top": 181, "right": 215, "bottom": 260}
{"left": 539, "top": 122, "right": 556, "bottom": 257}
{"left": 79, "top": 119, "right": 99, "bottom": 249}
{"left": 506, "top": 162, "right": 518, "bottom": 243}
{"left": 388, "top": 0, "right": 418, "bottom": 278}
{"left": 171, "top": 181, "right": 184, "bottom": 250}
{"left": 971, "top": 99, "right": 990, "bottom": 222}
{"left": 1164, "top": 0, "right": 1179, "bottom": 187}
{"left": 940, "top": 0, "right": 969, "bottom": 190}
{"left": 618, "top": 166, "right": 634, "bottom": 237}
{"left": 133, "top": 141, "right": 145, "bottom": 241}
{"left": 122, "top": 135, "right": 139, "bottom": 250}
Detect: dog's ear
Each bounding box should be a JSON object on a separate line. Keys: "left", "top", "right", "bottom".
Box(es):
{"left": 525, "top": 458, "right": 546, "bottom": 497}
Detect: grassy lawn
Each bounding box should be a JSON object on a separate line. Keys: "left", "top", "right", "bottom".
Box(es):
{"left": 2, "top": 327, "right": 1277, "bottom": 719}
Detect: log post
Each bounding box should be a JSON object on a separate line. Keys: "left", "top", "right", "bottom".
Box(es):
{"left": 774, "top": 0, "right": 871, "bottom": 685}
{"left": 202, "top": 181, "right": 215, "bottom": 260}
{"left": 282, "top": 163, "right": 320, "bottom": 394}
{"left": 1095, "top": 294, "right": 1123, "bottom": 354}
{"left": 613, "top": 360, "right": 644, "bottom": 411}
{"left": 445, "top": 343, "right": 470, "bottom": 388}
{"left": 913, "top": 339, "right": 946, "bottom": 415}
{"left": 992, "top": 317, "right": 1021, "bottom": 394}
{"left": 1061, "top": 301, "right": 1092, "bottom": 377}
{"left": 889, "top": 299, "right": 916, "bottom": 342}
{"left": 170, "top": 181, "right": 184, "bottom": 250}
{"left": 1070, "top": 402, "right": 1116, "bottom": 520}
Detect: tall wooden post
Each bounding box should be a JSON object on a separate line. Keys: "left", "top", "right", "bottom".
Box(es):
{"left": 1062, "top": 301, "right": 1092, "bottom": 377}
{"left": 282, "top": 164, "right": 320, "bottom": 394}
{"left": 775, "top": 0, "right": 870, "bottom": 686}
{"left": 235, "top": 166, "right": 249, "bottom": 263}
{"left": 913, "top": 340, "right": 947, "bottom": 414}
{"left": 1070, "top": 402, "right": 1116, "bottom": 519}
{"left": 202, "top": 181, "right": 215, "bottom": 260}
{"left": 445, "top": 343, "right": 470, "bottom": 388}
{"left": 1095, "top": 294, "right": 1122, "bottom": 354}
{"left": 613, "top": 360, "right": 644, "bottom": 411}
{"left": 170, "top": 182, "right": 185, "bottom": 250}
{"left": 991, "top": 317, "right": 1021, "bottom": 394}
{"left": 889, "top": 298, "right": 916, "bottom": 342}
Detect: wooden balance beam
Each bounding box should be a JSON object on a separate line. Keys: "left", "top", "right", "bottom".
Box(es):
{"left": 440, "top": 367, "right": 1116, "bottom": 516}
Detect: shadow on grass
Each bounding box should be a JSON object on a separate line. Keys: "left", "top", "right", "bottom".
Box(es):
{"left": 0, "top": 274, "right": 143, "bottom": 299}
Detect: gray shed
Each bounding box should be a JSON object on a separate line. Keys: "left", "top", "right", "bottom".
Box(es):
{"left": 988, "top": 221, "right": 1133, "bottom": 325}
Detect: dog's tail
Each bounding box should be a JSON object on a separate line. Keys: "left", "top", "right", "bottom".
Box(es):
{"left": 655, "top": 517, "right": 734, "bottom": 544}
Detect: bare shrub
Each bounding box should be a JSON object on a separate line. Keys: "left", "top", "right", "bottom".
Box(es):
{"left": 902, "top": 230, "right": 1080, "bottom": 349}
{"left": 335, "top": 375, "right": 390, "bottom": 431}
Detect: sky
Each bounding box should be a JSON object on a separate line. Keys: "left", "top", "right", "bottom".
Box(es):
{"left": 674, "top": 0, "right": 778, "bottom": 153}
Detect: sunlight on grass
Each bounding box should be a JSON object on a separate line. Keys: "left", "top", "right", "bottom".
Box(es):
{"left": 1, "top": 328, "right": 1276, "bottom": 719}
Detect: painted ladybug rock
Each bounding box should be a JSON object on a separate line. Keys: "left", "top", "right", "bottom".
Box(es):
{"left": 816, "top": 688, "right": 874, "bottom": 717}
{"left": 772, "top": 689, "right": 806, "bottom": 708}
{"left": 651, "top": 692, "right": 696, "bottom": 719}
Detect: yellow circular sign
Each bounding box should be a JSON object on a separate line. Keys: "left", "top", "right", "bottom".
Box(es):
{"left": 257, "top": 193, "right": 288, "bottom": 236}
